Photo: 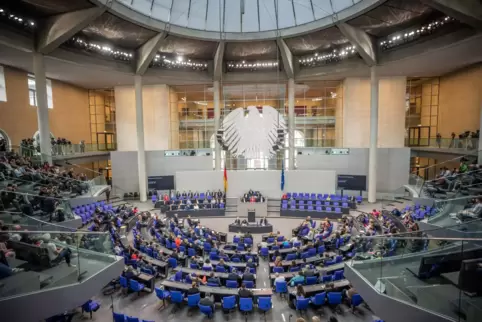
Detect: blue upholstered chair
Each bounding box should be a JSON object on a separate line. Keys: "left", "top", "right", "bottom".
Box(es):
{"left": 257, "top": 297, "right": 272, "bottom": 317}
{"left": 155, "top": 287, "right": 170, "bottom": 309}
{"left": 81, "top": 299, "right": 100, "bottom": 319}
{"left": 113, "top": 312, "right": 126, "bottom": 322}
{"left": 239, "top": 298, "right": 253, "bottom": 320}
{"left": 310, "top": 291, "right": 326, "bottom": 307}
{"left": 275, "top": 281, "right": 288, "bottom": 298}
{"left": 129, "top": 279, "right": 145, "bottom": 295}
{"left": 294, "top": 298, "right": 310, "bottom": 314}
{"left": 170, "top": 290, "right": 184, "bottom": 313}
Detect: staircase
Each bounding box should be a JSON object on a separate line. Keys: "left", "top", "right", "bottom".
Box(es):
{"left": 225, "top": 197, "right": 238, "bottom": 216}
{"left": 267, "top": 198, "right": 280, "bottom": 216}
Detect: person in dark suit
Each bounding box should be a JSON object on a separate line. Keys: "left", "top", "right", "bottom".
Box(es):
{"left": 242, "top": 268, "right": 255, "bottom": 283}
{"left": 207, "top": 272, "right": 221, "bottom": 286}
{"left": 234, "top": 217, "right": 241, "bottom": 225}
{"left": 187, "top": 282, "right": 200, "bottom": 295}
{"left": 227, "top": 268, "right": 240, "bottom": 283}
{"left": 238, "top": 283, "right": 253, "bottom": 304}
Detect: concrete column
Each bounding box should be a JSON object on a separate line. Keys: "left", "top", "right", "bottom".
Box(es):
{"left": 32, "top": 52, "right": 52, "bottom": 165}
{"left": 368, "top": 66, "right": 379, "bottom": 203}
{"left": 134, "top": 75, "right": 147, "bottom": 202}
{"left": 479, "top": 102, "right": 482, "bottom": 162}
{"left": 288, "top": 78, "right": 295, "bottom": 169}
{"left": 214, "top": 80, "right": 221, "bottom": 170}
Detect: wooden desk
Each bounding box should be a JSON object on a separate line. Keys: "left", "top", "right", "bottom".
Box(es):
{"left": 210, "top": 260, "right": 248, "bottom": 270}
{"left": 173, "top": 267, "right": 257, "bottom": 283}
{"left": 133, "top": 272, "right": 155, "bottom": 293}
{"left": 288, "top": 279, "right": 350, "bottom": 295}
{"left": 269, "top": 255, "right": 323, "bottom": 268}
{"left": 142, "top": 256, "right": 169, "bottom": 277}
{"left": 222, "top": 249, "right": 258, "bottom": 257}
{"left": 269, "top": 262, "right": 344, "bottom": 283}
{"left": 161, "top": 280, "right": 272, "bottom": 299}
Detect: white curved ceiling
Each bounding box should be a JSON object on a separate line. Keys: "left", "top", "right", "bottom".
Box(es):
{"left": 111, "top": 0, "right": 380, "bottom": 40}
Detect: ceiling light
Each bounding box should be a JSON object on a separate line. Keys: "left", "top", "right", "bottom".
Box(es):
{"left": 177, "top": 56, "right": 183, "bottom": 62}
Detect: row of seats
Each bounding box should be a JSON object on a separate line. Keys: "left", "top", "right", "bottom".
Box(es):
{"left": 73, "top": 200, "right": 110, "bottom": 213}
{"left": 402, "top": 204, "right": 437, "bottom": 220}
{"left": 283, "top": 200, "right": 350, "bottom": 207}
{"left": 171, "top": 272, "right": 256, "bottom": 288}
{"left": 113, "top": 312, "right": 153, "bottom": 322}
{"left": 286, "top": 193, "right": 361, "bottom": 202}
{"left": 156, "top": 289, "right": 271, "bottom": 319}
{"left": 282, "top": 204, "right": 343, "bottom": 212}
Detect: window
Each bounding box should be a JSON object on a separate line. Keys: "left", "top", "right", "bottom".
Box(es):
{"left": 0, "top": 66, "right": 6, "bottom": 102}
{"left": 28, "top": 75, "right": 53, "bottom": 108}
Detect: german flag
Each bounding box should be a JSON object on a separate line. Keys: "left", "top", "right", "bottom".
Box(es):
{"left": 223, "top": 165, "right": 228, "bottom": 193}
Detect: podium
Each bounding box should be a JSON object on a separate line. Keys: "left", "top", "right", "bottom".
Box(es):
{"left": 237, "top": 199, "right": 268, "bottom": 219}
{"left": 248, "top": 211, "right": 256, "bottom": 223}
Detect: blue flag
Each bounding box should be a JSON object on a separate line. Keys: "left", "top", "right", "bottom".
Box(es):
{"left": 281, "top": 160, "right": 285, "bottom": 191}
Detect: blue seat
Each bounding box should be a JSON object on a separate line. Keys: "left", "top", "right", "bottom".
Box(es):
{"left": 281, "top": 204, "right": 288, "bottom": 209}
{"left": 308, "top": 206, "right": 314, "bottom": 211}
{"left": 113, "top": 312, "right": 126, "bottom": 322}
{"left": 170, "top": 290, "right": 184, "bottom": 312}
{"left": 233, "top": 236, "right": 240, "bottom": 243}
{"left": 190, "top": 263, "right": 199, "bottom": 269}
{"left": 273, "top": 266, "right": 284, "bottom": 273}
{"left": 216, "top": 265, "right": 226, "bottom": 273}
{"left": 326, "top": 207, "right": 332, "bottom": 212}
{"left": 308, "top": 248, "right": 316, "bottom": 256}
{"left": 222, "top": 295, "right": 236, "bottom": 315}
{"left": 290, "top": 266, "right": 300, "bottom": 272}
{"left": 335, "top": 255, "right": 343, "bottom": 263}
{"left": 129, "top": 279, "right": 145, "bottom": 295}
{"left": 310, "top": 292, "right": 326, "bottom": 306}
{"left": 316, "top": 206, "right": 322, "bottom": 212}
{"left": 155, "top": 287, "right": 170, "bottom": 309}
{"left": 335, "top": 207, "right": 341, "bottom": 213}
{"left": 322, "top": 275, "right": 333, "bottom": 283}
{"left": 257, "top": 297, "right": 272, "bottom": 316}
{"left": 333, "top": 270, "right": 344, "bottom": 281}
{"left": 203, "top": 242, "right": 212, "bottom": 253}
{"left": 239, "top": 298, "right": 253, "bottom": 318}
{"left": 126, "top": 316, "right": 139, "bottom": 322}
{"left": 260, "top": 247, "right": 269, "bottom": 257}
{"left": 351, "top": 294, "right": 363, "bottom": 312}
{"left": 244, "top": 238, "right": 253, "bottom": 245}
{"left": 275, "top": 281, "right": 288, "bottom": 298}
{"left": 203, "top": 266, "right": 213, "bottom": 272}
{"left": 243, "top": 280, "right": 254, "bottom": 288}
{"left": 187, "top": 248, "right": 196, "bottom": 257}
{"left": 306, "top": 276, "right": 318, "bottom": 285}
{"left": 226, "top": 280, "right": 238, "bottom": 288}
{"left": 300, "top": 252, "right": 310, "bottom": 259}
{"left": 168, "top": 258, "right": 178, "bottom": 268}
{"left": 199, "top": 304, "right": 214, "bottom": 318}
{"left": 294, "top": 298, "right": 310, "bottom": 313}
{"left": 119, "top": 276, "right": 128, "bottom": 293}
{"left": 187, "top": 293, "right": 201, "bottom": 314}
{"left": 81, "top": 299, "right": 100, "bottom": 319}
{"left": 286, "top": 253, "right": 297, "bottom": 261}
{"left": 327, "top": 292, "right": 343, "bottom": 313}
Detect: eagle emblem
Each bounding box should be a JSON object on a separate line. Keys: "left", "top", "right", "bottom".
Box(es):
{"left": 217, "top": 105, "right": 286, "bottom": 159}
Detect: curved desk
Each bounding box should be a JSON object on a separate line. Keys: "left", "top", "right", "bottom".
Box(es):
{"left": 228, "top": 223, "right": 273, "bottom": 234}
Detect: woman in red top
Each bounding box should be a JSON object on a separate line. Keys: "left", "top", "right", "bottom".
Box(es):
{"left": 175, "top": 235, "right": 181, "bottom": 249}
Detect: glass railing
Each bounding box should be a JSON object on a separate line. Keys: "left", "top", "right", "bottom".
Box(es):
{"left": 0, "top": 191, "right": 76, "bottom": 224}
{"left": 405, "top": 137, "right": 479, "bottom": 150}
{"left": 350, "top": 235, "right": 482, "bottom": 322}
{"left": 11, "top": 143, "right": 115, "bottom": 159}
{"left": 0, "top": 230, "right": 117, "bottom": 299}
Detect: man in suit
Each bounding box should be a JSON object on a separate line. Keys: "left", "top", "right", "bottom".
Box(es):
{"left": 187, "top": 282, "right": 200, "bottom": 295}
{"left": 207, "top": 272, "right": 221, "bottom": 286}
{"left": 242, "top": 268, "right": 255, "bottom": 284}
{"left": 227, "top": 268, "right": 240, "bottom": 283}
{"left": 234, "top": 217, "right": 241, "bottom": 225}
{"left": 238, "top": 283, "right": 253, "bottom": 305}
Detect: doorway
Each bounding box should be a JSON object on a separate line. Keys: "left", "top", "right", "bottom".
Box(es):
{"left": 96, "top": 132, "right": 116, "bottom": 151}
{"left": 407, "top": 126, "right": 430, "bottom": 146}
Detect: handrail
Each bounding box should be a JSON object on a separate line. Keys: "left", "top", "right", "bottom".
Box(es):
{"left": 356, "top": 235, "right": 482, "bottom": 242}
{"left": 3, "top": 211, "right": 78, "bottom": 231}
{"left": 0, "top": 189, "right": 69, "bottom": 201}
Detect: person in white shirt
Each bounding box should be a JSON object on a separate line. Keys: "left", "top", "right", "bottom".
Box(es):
{"left": 186, "top": 199, "right": 192, "bottom": 206}
{"left": 274, "top": 272, "right": 286, "bottom": 285}
{"left": 41, "top": 235, "right": 75, "bottom": 267}
{"left": 290, "top": 236, "right": 299, "bottom": 243}
{"left": 193, "top": 204, "right": 199, "bottom": 210}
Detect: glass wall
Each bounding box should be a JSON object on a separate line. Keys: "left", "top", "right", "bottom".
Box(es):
{"left": 294, "top": 81, "right": 342, "bottom": 147}
{"left": 169, "top": 81, "right": 342, "bottom": 169}
{"left": 405, "top": 78, "right": 439, "bottom": 146}
{"left": 88, "top": 89, "right": 117, "bottom": 150}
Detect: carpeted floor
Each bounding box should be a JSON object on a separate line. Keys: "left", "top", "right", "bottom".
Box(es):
{"left": 69, "top": 200, "right": 383, "bottom": 322}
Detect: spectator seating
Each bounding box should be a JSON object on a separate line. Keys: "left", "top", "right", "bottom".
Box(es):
{"left": 112, "top": 312, "right": 154, "bottom": 322}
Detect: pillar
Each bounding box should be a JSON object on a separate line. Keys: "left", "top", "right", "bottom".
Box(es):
{"left": 479, "top": 102, "right": 482, "bottom": 162}
{"left": 134, "top": 75, "right": 147, "bottom": 202}
{"left": 288, "top": 78, "right": 295, "bottom": 170}
{"left": 368, "top": 66, "right": 379, "bottom": 203}
{"left": 214, "top": 80, "right": 221, "bottom": 170}
{"left": 32, "top": 52, "right": 52, "bottom": 165}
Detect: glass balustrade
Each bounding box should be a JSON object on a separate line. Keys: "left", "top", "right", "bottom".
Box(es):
{"left": 405, "top": 137, "right": 479, "bottom": 151}
{"left": 350, "top": 235, "right": 482, "bottom": 322}
{"left": 0, "top": 230, "right": 118, "bottom": 299}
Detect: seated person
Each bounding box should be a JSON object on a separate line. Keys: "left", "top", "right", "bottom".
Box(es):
{"left": 238, "top": 283, "right": 253, "bottom": 302}
{"left": 259, "top": 217, "right": 268, "bottom": 226}
{"left": 274, "top": 256, "right": 283, "bottom": 267}
{"left": 451, "top": 197, "right": 482, "bottom": 222}
{"left": 242, "top": 267, "right": 255, "bottom": 284}
{"left": 274, "top": 272, "right": 286, "bottom": 285}
{"left": 246, "top": 258, "right": 256, "bottom": 268}
{"left": 290, "top": 272, "right": 305, "bottom": 286}
{"left": 241, "top": 219, "right": 248, "bottom": 226}
{"left": 227, "top": 268, "right": 240, "bottom": 283}
{"left": 290, "top": 284, "right": 306, "bottom": 308}
{"left": 342, "top": 284, "right": 357, "bottom": 303}
{"left": 200, "top": 292, "right": 215, "bottom": 312}
{"left": 234, "top": 217, "right": 241, "bottom": 225}
{"left": 207, "top": 272, "right": 221, "bottom": 286}
{"left": 187, "top": 281, "right": 200, "bottom": 295}
{"left": 41, "top": 234, "right": 75, "bottom": 267}
{"left": 202, "top": 259, "right": 213, "bottom": 270}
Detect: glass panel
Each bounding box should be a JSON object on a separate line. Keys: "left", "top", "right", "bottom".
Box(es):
{"left": 0, "top": 230, "right": 116, "bottom": 299}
